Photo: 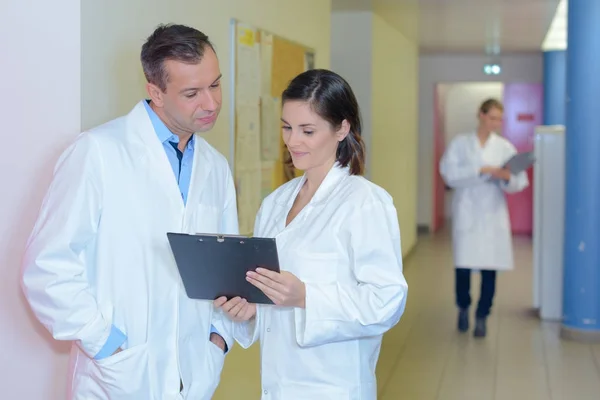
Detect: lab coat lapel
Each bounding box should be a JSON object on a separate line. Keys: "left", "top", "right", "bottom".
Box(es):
{"left": 186, "top": 137, "right": 213, "bottom": 209}
{"left": 127, "top": 101, "right": 183, "bottom": 213}
{"left": 470, "top": 132, "right": 486, "bottom": 166}
{"left": 269, "top": 175, "right": 305, "bottom": 245}
{"left": 310, "top": 164, "right": 349, "bottom": 205}
{"left": 478, "top": 132, "right": 501, "bottom": 163}
{"left": 274, "top": 164, "right": 349, "bottom": 247}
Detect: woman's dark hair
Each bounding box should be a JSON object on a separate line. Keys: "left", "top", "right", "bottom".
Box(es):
{"left": 282, "top": 69, "right": 366, "bottom": 176}
{"left": 141, "top": 24, "right": 215, "bottom": 92}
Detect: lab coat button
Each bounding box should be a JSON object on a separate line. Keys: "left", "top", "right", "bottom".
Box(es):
{"left": 266, "top": 328, "right": 271, "bottom": 332}
{"left": 264, "top": 390, "right": 268, "bottom": 395}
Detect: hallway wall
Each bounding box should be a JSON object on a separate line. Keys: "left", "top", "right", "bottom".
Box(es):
{"left": 331, "top": 10, "right": 419, "bottom": 256}
{"left": 0, "top": 1, "right": 80, "bottom": 398}
{"left": 81, "top": 0, "right": 332, "bottom": 158}
{"left": 371, "top": 13, "right": 419, "bottom": 256}
{"left": 331, "top": 11, "right": 373, "bottom": 178}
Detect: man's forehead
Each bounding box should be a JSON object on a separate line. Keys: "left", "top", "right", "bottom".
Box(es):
{"left": 164, "top": 58, "right": 221, "bottom": 86}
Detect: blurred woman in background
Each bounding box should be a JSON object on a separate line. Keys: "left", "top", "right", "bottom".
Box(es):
{"left": 439, "top": 98, "right": 529, "bottom": 338}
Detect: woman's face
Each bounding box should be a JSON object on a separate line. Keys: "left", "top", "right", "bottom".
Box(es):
{"left": 478, "top": 106, "right": 503, "bottom": 134}
{"left": 281, "top": 100, "right": 348, "bottom": 172}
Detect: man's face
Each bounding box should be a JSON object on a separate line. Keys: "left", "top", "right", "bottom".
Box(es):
{"left": 148, "top": 46, "right": 222, "bottom": 135}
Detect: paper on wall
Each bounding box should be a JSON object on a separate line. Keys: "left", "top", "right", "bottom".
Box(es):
{"left": 261, "top": 161, "right": 275, "bottom": 201}
{"left": 235, "top": 102, "right": 261, "bottom": 171}
{"left": 236, "top": 24, "right": 261, "bottom": 104}
{"left": 235, "top": 167, "right": 261, "bottom": 235}
{"left": 234, "top": 101, "right": 262, "bottom": 235}
{"left": 260, "top": 31, "right": 273, "bottom": 96}
{"left": 260, "top": 96, "right": 281, "bottom": 162}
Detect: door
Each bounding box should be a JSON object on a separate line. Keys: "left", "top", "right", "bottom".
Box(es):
{"left": 502, "top": 83, "right": 544, "bottom": 235}
{"left": 432, "top": 84, "right": 446, "bottom": 232}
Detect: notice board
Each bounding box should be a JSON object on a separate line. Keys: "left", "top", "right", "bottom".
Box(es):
{"left": 231, "top": 20, "right": 315, "bottom": 234}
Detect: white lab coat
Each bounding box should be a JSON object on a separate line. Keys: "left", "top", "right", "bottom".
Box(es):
{"left": 21, "top": 101, "right": 237, "bottom": 400}
{"left": 439, "top": 132, "right": 529, "bottom": 271}
{"left": 234, "top": 164, "right": 408, "bottom": 400}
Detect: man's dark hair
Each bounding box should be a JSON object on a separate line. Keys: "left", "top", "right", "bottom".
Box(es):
{"left": 141, "top": 24, "right": 215, "bottom": 92}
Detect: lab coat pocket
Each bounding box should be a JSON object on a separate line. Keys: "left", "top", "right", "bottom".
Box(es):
{"left": 84, "top": 343, "right": 150, "bottom": 399}
{"left": 208, "top": 340, "right": 226, "bottom": 367}
{"left": 452, "top": 196, "right": 475, "bottom": 232}
{"left": 205, "top": 341, "right": 225, "bottom": 393}
{"left": 94, "top": 342, "right": 146, "bottom": 366}
{"left": 292, "top": 252, "right": 338, "bottom": 284}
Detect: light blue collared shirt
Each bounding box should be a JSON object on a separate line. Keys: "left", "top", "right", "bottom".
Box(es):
{"left": 94, "top": 101, "right": 225, "bottom": 359}
{"left": 143, "top": 100, "right": 196, "bottom": 203}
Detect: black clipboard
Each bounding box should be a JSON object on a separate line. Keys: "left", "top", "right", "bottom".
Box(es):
{"left": 167, "top": 232, "right": 280, "bottom": 304}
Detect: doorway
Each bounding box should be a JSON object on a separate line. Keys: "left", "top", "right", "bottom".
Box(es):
{"left": 432, "top": 81, "right": 542, "bottom": 235}
{"left": 432, "top": 82, "right": 504, "bottom": 232}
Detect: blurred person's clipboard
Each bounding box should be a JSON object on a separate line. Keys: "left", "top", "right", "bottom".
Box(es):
{"left": 167, "top": 232, "right": 280, "bottom": 305}
{"left": 503, "top": 151, "right": 536, "bottom": 174}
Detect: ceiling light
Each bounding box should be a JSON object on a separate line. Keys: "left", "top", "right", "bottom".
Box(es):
{"left": 542, "top": 0, "right": 567, "bottom": 51}
{"left": 483, "top": 63, "right": 501, "bottom": 75}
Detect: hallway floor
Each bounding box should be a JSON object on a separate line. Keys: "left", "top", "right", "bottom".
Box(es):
{"left": 376, "top": 231, "right": 600, "bottom": 400}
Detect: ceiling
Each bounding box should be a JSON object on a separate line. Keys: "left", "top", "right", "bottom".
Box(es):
{"left": 332, "top": 0, "right": 562, "bottom": 53}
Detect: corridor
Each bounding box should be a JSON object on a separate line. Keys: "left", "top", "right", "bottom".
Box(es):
{"left": 376, "top": 231, "right": 600, "bottom": 400}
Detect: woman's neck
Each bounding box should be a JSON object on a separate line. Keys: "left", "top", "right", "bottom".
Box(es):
{"left": 303, "top": 159, "right": 336, "bottom": 195}
{"left": 477, "top": 127, "right": 492, "bottom": 144}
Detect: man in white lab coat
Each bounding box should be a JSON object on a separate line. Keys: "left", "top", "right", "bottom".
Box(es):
{"left": 439, "top": 98, "right": 528, "bottom": 338}
{"left": 21, "top": 24, "right": 237, "bottom": 399}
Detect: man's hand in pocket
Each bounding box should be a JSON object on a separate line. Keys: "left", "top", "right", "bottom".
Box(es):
{"left": 210, "top": 333, "right": 226, "bottom": 353}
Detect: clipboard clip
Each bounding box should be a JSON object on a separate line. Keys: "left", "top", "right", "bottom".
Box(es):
{"left": 195, "top": 233, "right": 247, "bottom": 244}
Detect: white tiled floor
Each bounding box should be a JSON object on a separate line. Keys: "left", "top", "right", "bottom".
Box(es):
{"left": 376, "top": 231, "right": 600, "bottom": 400}
{"left": 214, "top": 230, "right": 600, "bottom": 399}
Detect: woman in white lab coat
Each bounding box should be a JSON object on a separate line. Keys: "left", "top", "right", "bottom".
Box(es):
{"left": 215, "top": 69, "right": 408, "bottom": 399}
{"left": 439, "top": 98, "right": 529, "bottom": 338}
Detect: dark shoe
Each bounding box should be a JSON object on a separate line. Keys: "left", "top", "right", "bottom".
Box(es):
{"left": 473, "top": 318, "right": 487, "bottom": 338}
{"left": 457, "top": 309, "right": 469, "bottom": 332}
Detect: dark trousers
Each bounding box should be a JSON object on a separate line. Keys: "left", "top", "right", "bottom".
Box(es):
{"left": 455, "top": 268, "right": 497, "bottom": 318}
